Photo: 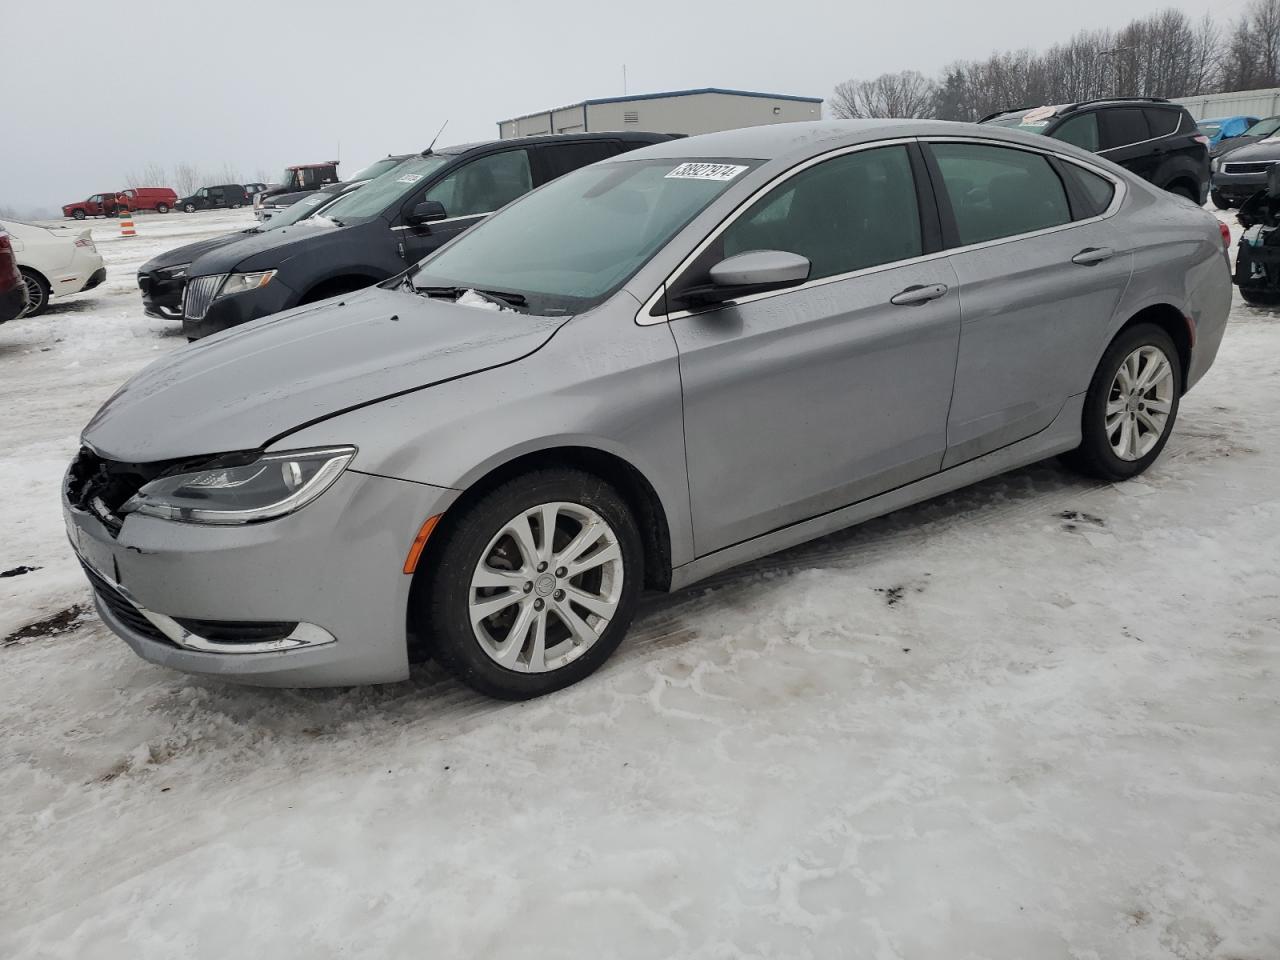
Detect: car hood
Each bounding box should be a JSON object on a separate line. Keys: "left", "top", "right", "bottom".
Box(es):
{"left": 82, "top": 286, "right": 567, "bottom": 463}
{"left": 140, "top": 231, "right": 259, "bottom": 272}
{"left": 1212, "top": 134, "right": 1259, "bottom": 158}
{"left": 185, "top": 220, "right": 358, "bottom": 276}
{"left": 1215, "top": 139, "right": 1280, "bottom": 162}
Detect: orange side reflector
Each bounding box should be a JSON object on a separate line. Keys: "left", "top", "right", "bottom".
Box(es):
{"left": 403, "top": 515, "right": 443, "bottom": 574}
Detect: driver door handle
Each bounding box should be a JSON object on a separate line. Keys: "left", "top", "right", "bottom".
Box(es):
{"left": 890, "top": 283, "right": 948, "bottom": 306}
{"left": 1072, "top": 246, "right": 1115, "bottom": 266}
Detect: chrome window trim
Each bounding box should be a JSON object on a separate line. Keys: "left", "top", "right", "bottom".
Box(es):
{"left": 391, "top": 212, "right": 489, "bottom": 232}
{"left": 636, "top": 135, "right": 1127, "bottom": 327}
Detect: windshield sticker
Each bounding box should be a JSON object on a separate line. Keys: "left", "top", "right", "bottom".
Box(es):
{"left": 304, "top": 195, "right": 325, "bottom": 205}
{"left": 396, "top": 173, "right": 424, "bottom": 184}
{"left": 665, "top": 162, "right": 748, "bottom": 182}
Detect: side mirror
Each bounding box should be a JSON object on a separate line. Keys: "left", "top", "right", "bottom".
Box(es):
{"left": 677, "top": 250, "right": 811, "bottom": 308}
{"left": 408, "top": 200, "right": 448, "bottom": 226}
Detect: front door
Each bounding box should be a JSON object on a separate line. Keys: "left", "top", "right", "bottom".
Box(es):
{"left": 923, "top": 140, "right": 1135, "bottom": 467}
{"left": 667, "top": 144, "right": 961, "bottom": 556}
{"left": 398, "top": 148, "right": 534, "bottom": 265}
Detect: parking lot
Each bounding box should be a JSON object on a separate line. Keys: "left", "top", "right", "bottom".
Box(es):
{"left": 1, "top": 209, "right": 1277, "bottom": 958}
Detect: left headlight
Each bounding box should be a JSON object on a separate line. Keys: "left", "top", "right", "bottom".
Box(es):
{"left": 121, "top": 446, "right": 356, "bottom": 525}
{"left": 216, "top": 270, "right": 277, "bottom": 299}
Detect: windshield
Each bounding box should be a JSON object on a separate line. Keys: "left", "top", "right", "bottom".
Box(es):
{"left": 1244, "top": 117, "right": 1280, "bottom": 137}
{"left": 345, "top": 157, "right": 404, "bottom": 182}
{"left": 410, "top": 157, "right": 760, "bottom": 315}
{"left": 319, "top": 155, "right": 450, "bottom": 224}
{"left": 1198, "top": 122, "right": 1223, "bottom": 138}
{"left": 983, "top": 105, "right": 1062, "bottom": 133}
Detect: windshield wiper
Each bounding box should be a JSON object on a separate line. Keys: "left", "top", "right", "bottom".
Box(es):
{"left": 413, "top": 285, "right": 527, "bottom": 309}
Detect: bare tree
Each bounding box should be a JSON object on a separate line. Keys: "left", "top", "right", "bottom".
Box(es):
{"left": 124, "top": 162, "right": 169, "bottom": 189}
{"left": 172, "top": 161, "right": 203, "bottom": 196}
{"left": 217, "top": 161, "right": 243, "bottom": 185}
{"left": 831, "top": 70, "right": 937, "bottom": 119}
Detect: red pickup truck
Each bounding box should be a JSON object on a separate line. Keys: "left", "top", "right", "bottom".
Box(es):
{"left": 63, "top": 187, "right": 177, "bottom": 219}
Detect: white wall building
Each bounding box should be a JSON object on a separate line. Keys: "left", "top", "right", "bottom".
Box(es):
{"left": 497, "top": 87, "right": 823, "bottom": 139}
{"left": 1173, "top": 87, "right": 1280, "bottom": 120}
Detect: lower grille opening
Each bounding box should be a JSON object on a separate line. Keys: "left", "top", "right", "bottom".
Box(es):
{"left": 80, "top": 562, "right": 173, "bottom": 647}
{"left": 172, "top": 618, "right": 299, "bottom": 644}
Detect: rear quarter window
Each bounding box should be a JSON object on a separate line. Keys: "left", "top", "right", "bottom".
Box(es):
{"left": 1102, "top": 108, "right": 1151, "bottom": 149}
{"left": 1059, "top": 163, "right": 1116, "bottom": 219}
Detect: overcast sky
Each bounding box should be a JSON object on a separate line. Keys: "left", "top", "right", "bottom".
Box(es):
{"left": 5, "top": 0, "right": 1224, "bottom": 215}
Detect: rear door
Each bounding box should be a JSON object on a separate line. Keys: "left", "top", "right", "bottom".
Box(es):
{"left": 1099, "top": 107, "right": 1156, "bottom": 182}
{"left": 398, "top": 148, "right": 533, "bottom": 264}
{"left": 668, "top": 142, "right": 961, "bottom": 555}
{"left": 924, "top": 139, "right": 1134, "bottom": 467}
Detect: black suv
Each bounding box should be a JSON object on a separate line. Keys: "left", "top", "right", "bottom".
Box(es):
{"left": 981, "top": 98, "right": 1209, "bottom": 203}
{"left": 176, "top": 184, "right": 251, "bottom": 213}
{"left": 168, "top": 132, "right": 673, "bottom": 340}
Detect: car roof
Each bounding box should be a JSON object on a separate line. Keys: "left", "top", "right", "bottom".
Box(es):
{"left": 603, "top": 119, "right": 1092, "bottom": 165}
{"left": 434, "top": 131, "right": 674, "bottom": 158}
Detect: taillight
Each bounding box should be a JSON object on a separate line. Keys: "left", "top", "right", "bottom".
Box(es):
{"left": 1220, "top": 222, "right": 1231, "bottom": 249}
{"left": 75, "top": 237, "right": 94, "bottom": 249}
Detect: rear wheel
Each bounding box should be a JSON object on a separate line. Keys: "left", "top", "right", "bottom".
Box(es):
{"left": 422, "top": 469, "right": 643, "bottom": 700}
{"left": 1065, "top": 323, "right": 1181, "bottom": 481}
{"left": 1211, "top": 191, "right": 1232, "bottom": 211}
{"left": 1166, "top": 183, "right": 1198, "bottom": 203}
{"left": 156, "top": 202, "right": 170, "bottom": 214}
{"left": 18, "top": 269, "right": 50, "bottom": 318}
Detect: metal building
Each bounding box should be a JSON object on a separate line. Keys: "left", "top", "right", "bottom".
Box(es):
{"left": 497, "top": 87, "right": 823, "bottom": 139}
{"left": 1173, "top": 87, "right": 1280, "bottom": 120}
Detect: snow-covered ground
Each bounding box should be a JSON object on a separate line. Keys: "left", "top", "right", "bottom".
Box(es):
{"left": 1, "top": 210, "right": 1277, "bottom": 960}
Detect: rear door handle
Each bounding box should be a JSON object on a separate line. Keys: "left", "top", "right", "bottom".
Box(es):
{"left": 1072, "top": 246, "right": 1115, "bottom": 266}
{"left": 890, "top": 283, "right": 948, "bottom": 306}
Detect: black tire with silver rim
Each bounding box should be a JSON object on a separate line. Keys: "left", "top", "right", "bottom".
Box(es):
{"left": 1067, "top": 323, "right": 1182, "bottom": 481}
{"left": 423, "top": 469, "right": 642, "bottom": 699}
{"left": 184, "top": 202, "right": 196, "bottom": 213}
{"left": 156, "top": 202, "right": 170, "bottom": 214}
{"left": 19, "top": 269, "right": 50, "bottom": 318}
{"left": 72, "top": 210, "right": 86, "bottom": 221}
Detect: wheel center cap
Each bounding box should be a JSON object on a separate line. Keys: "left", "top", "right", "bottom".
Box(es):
{"left": 534, "top": 573, "right": 556, "bottom": 597}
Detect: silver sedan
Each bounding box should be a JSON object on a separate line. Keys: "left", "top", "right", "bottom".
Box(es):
{"left": 65, "top": 120, "right": 1232, "bottom": 698}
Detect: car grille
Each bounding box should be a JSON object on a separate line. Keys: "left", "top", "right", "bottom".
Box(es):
{"left": 183, "top": 274, "right": 224, "bottom": 321}
{"left": 1223, "top": 161, "right": 1272, "bottom": 175}
{"left": 80, "top": 560, "right": 174, "bottom": 646}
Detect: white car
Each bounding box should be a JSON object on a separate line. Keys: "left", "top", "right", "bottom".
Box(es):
{"left": 0, "top": 218, "right": 106, "bottom": 317}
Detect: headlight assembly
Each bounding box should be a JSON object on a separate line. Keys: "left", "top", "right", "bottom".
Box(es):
{"left": 121, "top": 446, "right": 355, "bottom": 524}
{"left": 216, "top": 270, "right": 277, "bottom": 299}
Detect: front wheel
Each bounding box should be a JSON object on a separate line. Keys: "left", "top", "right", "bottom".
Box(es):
{"left": 1065, "top": 324, "right": 1181, "bottom": 481}
{"left": 72, "top": 210, "right": 86, "bottom": 221}
{"left": 421, "top": 469, "right": 643, "bottom": 700}
{"left": 156, "top": 203, "right": 170, "bottom": 214}
{"left": 183, "top": 203, "right": 196, "bottom": 213}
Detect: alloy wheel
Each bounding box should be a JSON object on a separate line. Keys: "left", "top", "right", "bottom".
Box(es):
{"left": 1106, "top": 345, "right": 1174, "bottom": 461}
{"left": 468, "top": 501, "right": 624, "bottom": 673}
{"left": 21, "top": 274, "right": 45, "bottom": 316}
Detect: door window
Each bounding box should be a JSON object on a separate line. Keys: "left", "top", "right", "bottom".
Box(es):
{"left": 197, "top": 188, "right": 208, "bottom": 197}
{"left": 424, "top": 150, "right": 533, "bottom": 219}
{"left": 538, "top": 141, "right": 621, "bottom": 182}
{"left": 209, "top": 187, "right": 224, "bottom": 201}
{"left": 716, "top": 145, "right": 922, "bottom": 281}
{"left": 1052, "top": 113, "right": 1099, "bottom": 152}
{"left": 1059, "top": 163, "right": 1116, "bottom": 219}
{"left": 930, "top": 142, "right": 1071, "bottom": 245}
{"left": 1101, "top": 108, "right": 1151, "bottom": 149}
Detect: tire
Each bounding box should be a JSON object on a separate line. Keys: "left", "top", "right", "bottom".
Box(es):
{"left": 1211, "top": 191, "right": 1232, "bottom": 211}
{"left": 156, "top": 203, "right": 170, "bottom": 214}
{"left": 72, "top": 210, "right": 86, "bottom": 221}
{"left": 1167, "top": 183, "right": 1198, "bottom": 203}
{"left": 1239, "top": 286, "right": 1280, "bottom": 307}
{"left": 1065, "top": 323, "right": 1182, "bottom": 482}
{"left": 422, "top": 468, "right": 644, "bottom": 700}
{"left": 183, "top": 203, "right": 196, "bottom": 213}
{"left": 18, "top": 269, "right": 50, "bottom": 318}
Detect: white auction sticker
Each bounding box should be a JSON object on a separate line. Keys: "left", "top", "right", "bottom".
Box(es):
{"left": 396, "top": 173, "right": 424, "bottom": 184}
{"left": 665, "top": 162, "right": 748, "bottom": 182}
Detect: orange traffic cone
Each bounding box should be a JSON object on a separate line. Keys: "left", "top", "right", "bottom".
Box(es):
{"left": 119, "top": 204, "right": 136, "bottom": 238}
